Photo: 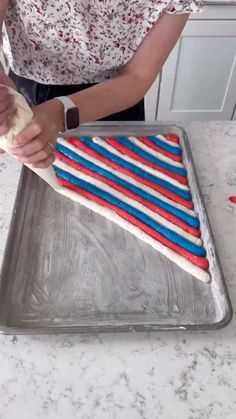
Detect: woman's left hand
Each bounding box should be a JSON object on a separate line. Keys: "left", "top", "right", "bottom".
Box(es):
{"left": 11, "top": 99, "right": 64, "bottom": 168}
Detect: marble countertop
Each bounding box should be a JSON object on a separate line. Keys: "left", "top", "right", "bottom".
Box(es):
{"left": 0, "top": 121, "right": 236, "bottom": 419}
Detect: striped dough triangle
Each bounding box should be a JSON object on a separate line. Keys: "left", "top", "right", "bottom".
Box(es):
{"left": 0, "top": 88, "right": 209, "bottom": 282}
{"left": 53, "top": 134, "right": 210, "bottom": 283}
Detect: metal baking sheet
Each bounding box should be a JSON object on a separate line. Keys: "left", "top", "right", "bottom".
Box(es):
{"left": 0, "top": 123, "right": 232, "bottom": 333}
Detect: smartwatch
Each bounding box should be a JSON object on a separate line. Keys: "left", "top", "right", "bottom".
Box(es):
{"left": 56, "top": 96, "right": 80, "bottom": 133}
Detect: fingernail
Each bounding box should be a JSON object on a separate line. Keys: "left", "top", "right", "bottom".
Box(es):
{"left": 11, "top": 150, "right": 21, "bottom": 156}
{"left": 10, "top": 146, "right": 20, "bottom": 153}
{"left": 12, "top": 137, "right": 20, "bottom": 146}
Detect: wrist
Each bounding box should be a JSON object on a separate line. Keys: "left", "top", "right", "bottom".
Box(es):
{"left": 54, "top": 96, "right": 80, "bottom": 132}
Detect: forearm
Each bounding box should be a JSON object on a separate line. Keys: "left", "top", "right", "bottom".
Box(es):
{"left": 69, "top": 12, "right": 189, "bottom": 124}
{"left": 69, "top": 73, "right": 146, "bottom": 124}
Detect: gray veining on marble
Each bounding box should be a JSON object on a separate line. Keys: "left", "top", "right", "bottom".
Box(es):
{"left": 0, "top": 121, "right": 236, "bottom": 419}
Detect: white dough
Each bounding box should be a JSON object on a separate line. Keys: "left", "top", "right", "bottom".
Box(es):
{"left": 156, "top": 134, "right": 181, "bottom": 148}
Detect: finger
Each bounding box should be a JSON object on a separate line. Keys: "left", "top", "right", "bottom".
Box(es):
{"left": 0, "top": 108, "right": 17, "bottom": 136}
{"left": 0, "top": 94, "right": 14, "bottom": 113}
{"left": 11, "top": 135, "right": 51, "bottom": 157}
{"left": 32, "top": 154, "right": 55, "bottom": 169}
{"left": 13, "top": 121, "right": 42, "bottom": 147}
{"left": 0, "top": 88, "right": 10, "bottom": 103}
{"left": 0, "top": 103, "right": 16, "bottom": 125}
{"left": 0, "top": 111, "right": 9, "bottom": 126}
{"left": 16, "top": 143, "right": 55, "bottom": 164}
{"left": 0, "top": 148, "right": 5, "bottom": 154}
{"left": 17, "top": 149, "right": 50, "bottom": 164}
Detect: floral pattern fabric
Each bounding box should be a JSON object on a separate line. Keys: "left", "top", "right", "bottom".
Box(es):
{"left": 3, "top": 0, "right": 203, "bottom": 84}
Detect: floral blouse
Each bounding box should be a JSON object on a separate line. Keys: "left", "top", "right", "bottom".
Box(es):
{"left": 3, "top": 0, "right": 203, "bottom": 84}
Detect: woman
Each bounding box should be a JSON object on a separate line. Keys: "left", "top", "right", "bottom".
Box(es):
{"left": 0, "top": 0, "right": 202, "bottom": 168}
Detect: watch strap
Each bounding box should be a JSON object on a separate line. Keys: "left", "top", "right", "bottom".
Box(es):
{"left": 56, "top": 96, "right": 79, "bottom": 133}
{"left": 56, "top": 96, "right": 76, "bottom": 111}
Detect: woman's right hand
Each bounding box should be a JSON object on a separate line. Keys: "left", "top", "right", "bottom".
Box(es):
{"left": 0, "top": 70, "right": 17, "bottom": 153}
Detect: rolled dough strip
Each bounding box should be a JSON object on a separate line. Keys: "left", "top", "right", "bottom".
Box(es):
{"left": 139, "top": 136, "right": 182, "bottom": 162}
{"left": 127, "top": 136, "right": 184, "bottom": 167}
{"left": 153, "top": 134, "right": 181, "bottom": 150}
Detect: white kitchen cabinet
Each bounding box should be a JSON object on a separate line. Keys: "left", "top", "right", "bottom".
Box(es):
{"left": 158, "top": 20, "right": 236, "bottom": 121}
{"left": 145, "top": 5, "right": 236, "bottom": 121}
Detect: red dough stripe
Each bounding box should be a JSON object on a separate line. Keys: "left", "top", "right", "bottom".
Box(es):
{"left": 139, "top": 136, "right": 182, "bottom": 162}
{"left": 105, "top": 137, "right": 187, "bottom": 185}
{"left": 56, "top": 151, "right": 200, "bottom": 238}
{"left": 67, "top": 138, "right": 193, "bottom": 209}
{"left": 165, "top": 134, "right": 180, "bottom": 144}
{"left": 58, "top": 177, "right": 208, "bottom": 271}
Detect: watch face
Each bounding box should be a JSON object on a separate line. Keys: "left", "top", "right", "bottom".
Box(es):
{"left": 66, "top": 107, "right": 79, "bottom": 130}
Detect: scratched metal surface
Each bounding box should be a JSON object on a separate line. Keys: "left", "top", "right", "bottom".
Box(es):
{"left": 0, "top": 124, "right": 232, "bottom": 334}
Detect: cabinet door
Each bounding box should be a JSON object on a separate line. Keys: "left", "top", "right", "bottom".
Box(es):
{"left": 157, "top": 20, "right": 236, "bottom": 121}
{"left": 145, "top": 76, "right": 160, "bottom": 121}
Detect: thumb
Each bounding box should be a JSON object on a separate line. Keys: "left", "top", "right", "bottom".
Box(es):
{"left": 0, "top": 71, "right": 17, "bottom": 91}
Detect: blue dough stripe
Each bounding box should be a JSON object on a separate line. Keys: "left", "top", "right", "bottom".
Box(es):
{"left": 54, "top": 166, "right": 206, "bottom": 257}
{"left": 77, "top": 137, "right": 191, "bottom": 201}
{"left": 56, "top": 143, "right": 199, "bottom": 229}
{"left": 147, "top": 136, "right": 182, "bottom": 155}
{"left": 116, "top": 136, "right": 186, "bottom": 177}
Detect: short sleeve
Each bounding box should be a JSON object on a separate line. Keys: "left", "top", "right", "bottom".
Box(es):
{"left": 166, "top": 0, "right": 203, "bottom": 14}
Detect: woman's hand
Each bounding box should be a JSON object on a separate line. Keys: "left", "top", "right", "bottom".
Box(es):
{"left": 0, "top": 71, "right": 18, "bottom": 153}
{"left": 10, "top": 99, "right": 64, "bottom": 168}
